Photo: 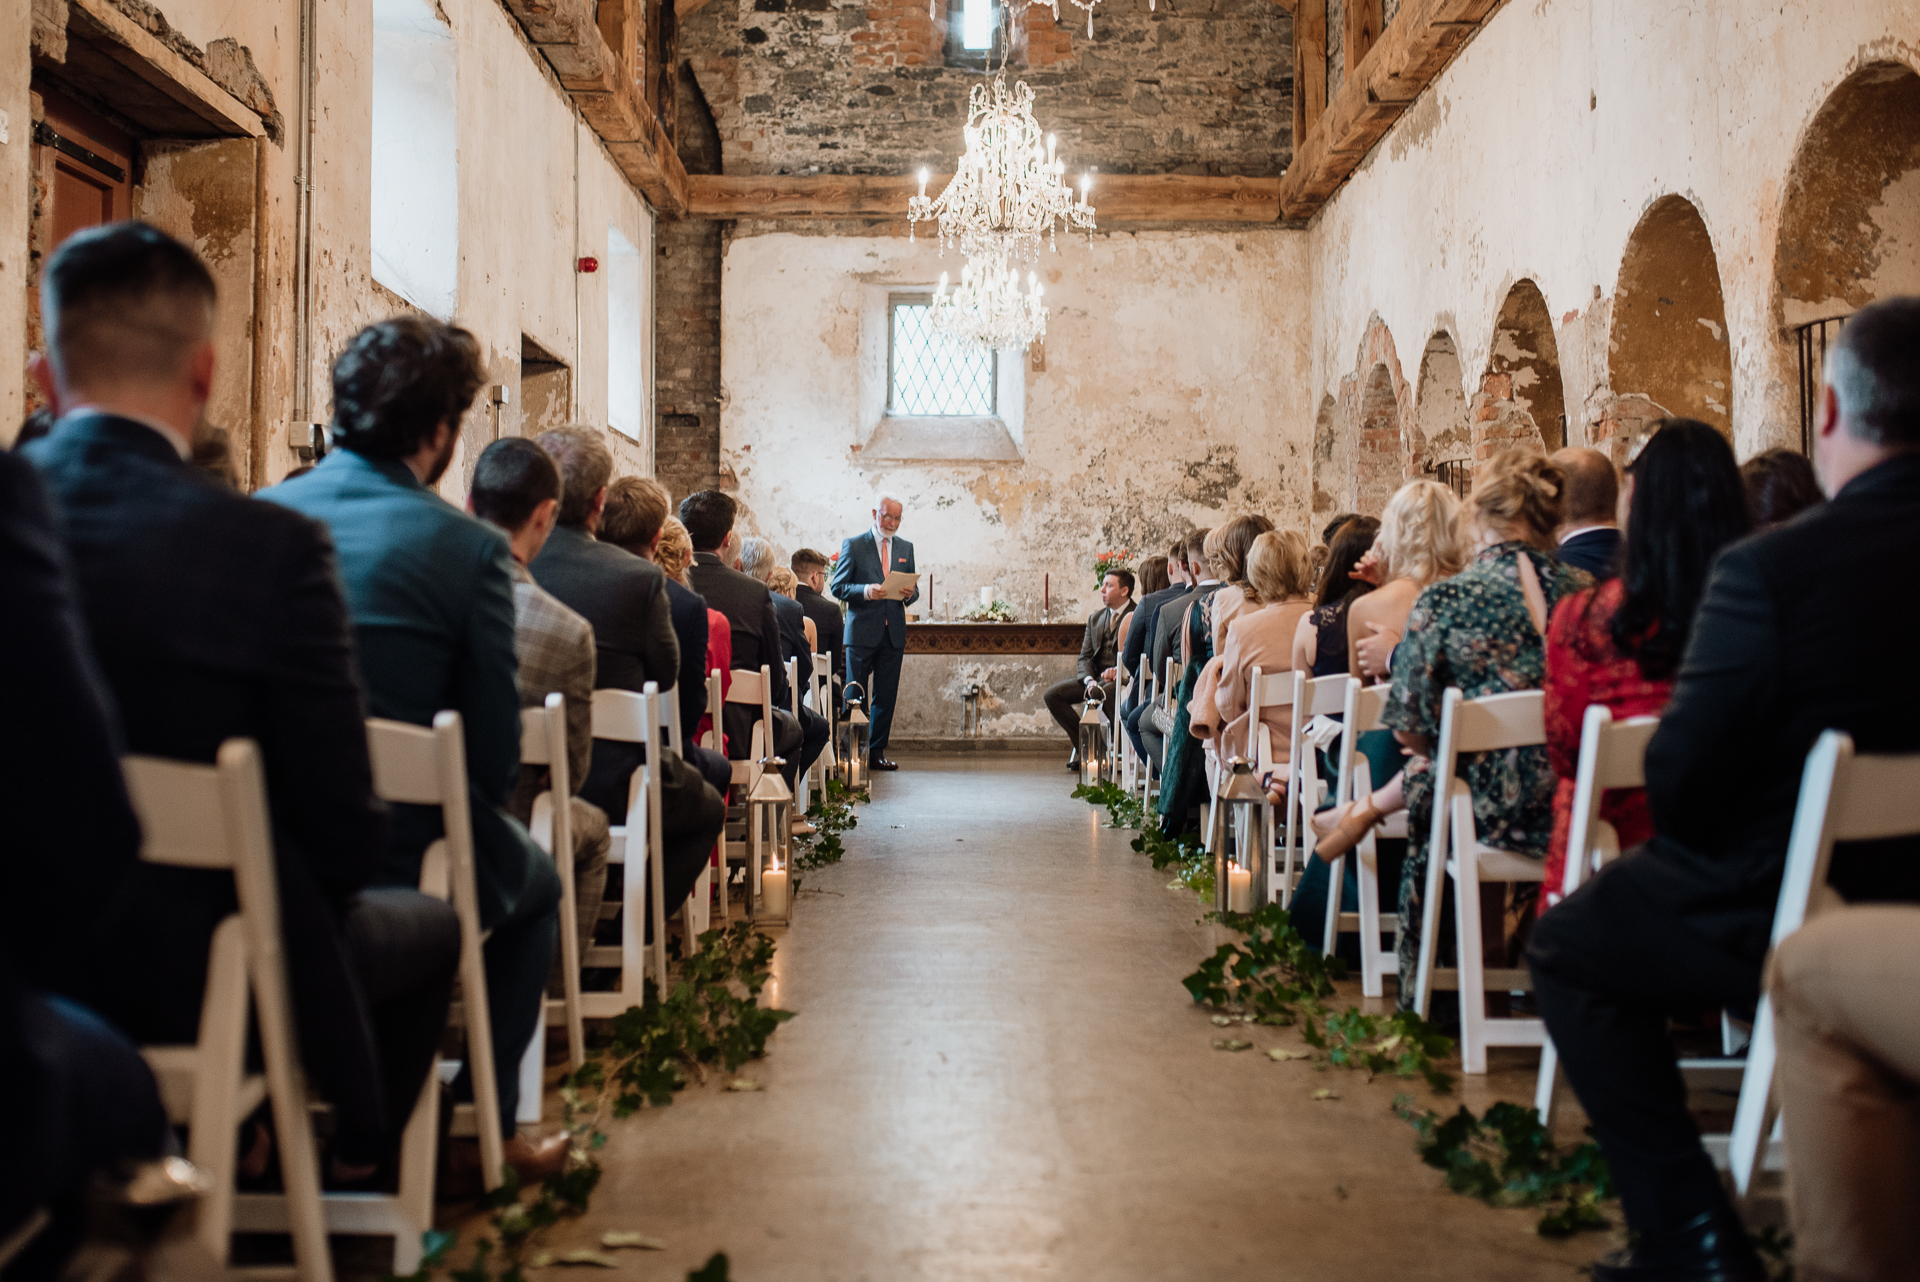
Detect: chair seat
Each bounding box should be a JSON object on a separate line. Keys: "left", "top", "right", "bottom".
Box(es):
{"left": 142, "top": 1047, "right": 268, "bottom": 1125}
{"left": 1448, "top": 846, "right": 1545, "bottom": 882}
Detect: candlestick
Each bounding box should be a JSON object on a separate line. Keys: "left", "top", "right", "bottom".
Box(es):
{"left": 1044, "top": 574, "right": 1049, "bottom": 617}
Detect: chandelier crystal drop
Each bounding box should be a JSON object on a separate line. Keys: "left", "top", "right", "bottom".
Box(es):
{"left": 929, "top": 256, "right": 1048, "bottom": 351}
{"left": 908, "top": 77, "right": 1096, "bottom": 266}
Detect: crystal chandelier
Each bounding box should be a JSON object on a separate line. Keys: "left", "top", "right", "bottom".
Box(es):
{"left": 929, "top": 254, "right": 1047, "bottom": 350}
{"left": 908, "top": 77, "right": 1096, "bottom": 266}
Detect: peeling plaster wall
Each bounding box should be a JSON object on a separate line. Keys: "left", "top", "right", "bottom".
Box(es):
{"left": 8, "top": 0, "right": 655, "bottom": 480}
{"left": 1, "top": 0, "right": 31, "bottom": 440}
{"left": 1305, "top": 0, "right": 1920, "bottom": 461}
{"left": 719, "top": 227, "right": 1312, "bottom": 628}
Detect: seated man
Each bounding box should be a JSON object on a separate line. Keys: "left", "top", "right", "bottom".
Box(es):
{"left": 266, "top": 316, "right": 566, "bottom": 1182}
{"left": 1122, "top": 539, "right": 1192, "bottom": 764}
{"left": 1, "top": 446, "right": 167, "bottom": 1276}
{"left": 27, "top": 223, "right": 459, "bottom": 1185}
{"left": 1142, "top": 528, "right": 1219, "bottom": 768}
{"left": 680, "top": 491, "right": 811, "bottom": 788}
{"left": 1042, "top": 570, "right": 1135, "bottom": 771}
{"left": 466, "top": 438, "right": 610, "bottom": 972}
{"left": 792, "top": 547, "right": 846, "bottom": 699}
{"left": 738, "top": 536, "right": 830, "bottom": 783}
{"left": 528, "top": 430, "right": 725, "bottom": 928}
{"left": 595, "top": 475, "right": 733, "bottom": 795}
{"left": 1530, "top": 296, "right": 1920, "bottom": 1281}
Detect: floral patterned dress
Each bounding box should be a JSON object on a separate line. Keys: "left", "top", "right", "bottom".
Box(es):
{"left": 1381, "top": 541, "right": 1590, "bottom": 1006}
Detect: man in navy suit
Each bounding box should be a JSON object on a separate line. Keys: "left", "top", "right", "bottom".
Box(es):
{"left": 1551, "top": 447, "right": 1622, "bottom": 580}
{"left": 829, "top": 494, "right": 917, "bottom": 771}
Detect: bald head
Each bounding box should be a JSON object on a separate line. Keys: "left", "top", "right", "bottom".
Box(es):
{"left": 1552, "top": 447, "right": 1619, "bottom": 527}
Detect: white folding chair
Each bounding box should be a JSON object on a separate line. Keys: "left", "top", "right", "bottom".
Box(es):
{"left": 1533, "top": 706, "right": 1659, "bottom": 1120}
{"left": 1137, "top": 653, "right": 1158, "bottom": 804}
{"left": 810, "top": 651, "right": 837, "bottom": 786}
{"left": 365, "top": 713, "right": 505, "bottom": 1194}
{"left": 124, "top": 740, "right": 334, "bottom": 1282}
{"left": 1724, "top": 731, "right": 1920, "bottom": 1193}
{"left": 1321, "top": 680, "right": 1407, "bottom": 996}
{"left": 1160, "top": 656, "right": 1179, "bottom": 778}
{"left": 786, "top": 656, "right": 817, "bottom": 820}
{"left": 1240, "top": 667, "right": 1302, "bottom": 906}
{"left": 658, "top": 687, "right": 710, "bottom": 947}
{"left": 1266, "top": 673, "right": 1347, "bottom": 907}
{"left": 519, "top": 693, "right": 586, "bottom": 1071}
{"left": 727, "top": 666, "right": 778, "bottom": 901}
{"left": 1413, "top": 688, "right": 1550, "bottom": 1073}
{"left": 586, "top": 685, "right": 670, "bottom": 1013}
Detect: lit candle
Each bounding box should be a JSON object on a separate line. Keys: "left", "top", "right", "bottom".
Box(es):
{"left": 1044, "top": 574, "right": 1049, "bottom": 614}
{"left": 1047, "top": 133, "right": 1057, "bottom": 164}
{"left": 764, "top": 857, "right": 790, "bottom": 918}
{"left": 1228, "top": 865, "right": 1252, "bottom": 914}
{"left": 1080, "top": 174, "right": 1091, "bottom": 204}
{"left": 918, "top": 167, "right": 929, "bottom": 199}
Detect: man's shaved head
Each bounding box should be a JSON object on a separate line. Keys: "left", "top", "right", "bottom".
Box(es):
{"left": 41, "top": 221, "right": 216, "bottom": 396}
{"left": 1552, "top": 447, "right": 1620, "bottom": 525}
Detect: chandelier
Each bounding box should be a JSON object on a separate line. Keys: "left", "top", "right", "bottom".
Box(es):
{"left": 930, "top": 255, "right": 1047, "bottom": 350}
{"left": 928, "top": 0, "right": 1112, "bottom": 40}
{"left": 908, "top": 77, "right": 1096, "bottom": 265}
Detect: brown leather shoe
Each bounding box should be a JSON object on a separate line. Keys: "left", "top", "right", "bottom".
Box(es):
{"left": 1314, "top": 801, "right": 1384, "bottom": 860}
{"left": 439, "top": 1132, "right": 572, "bottom": 1199}
{"left": 505, "top": 1133, "right": 571, "bottom": 1183}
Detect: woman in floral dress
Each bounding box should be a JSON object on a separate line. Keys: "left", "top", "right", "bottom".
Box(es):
{"left": 1382, "top": 447, "right": 1591, "bottom": 1008}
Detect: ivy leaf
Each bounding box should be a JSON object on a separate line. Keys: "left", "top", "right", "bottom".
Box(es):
{"left": 551, "top": 1250, "right": 620, "bottom": 1267}
{"left": 1266, "top": 1048, "right": 1311, "bottom": 1061}
{"left": 601, "top": 1232, "right": 668, "bottom": 1251}
{"left": 1211, "top": 1038, "right": 1254, "bottom": 1051}
{"left": 1310, "top": 1088, "right": 1339, "bottom": 1101}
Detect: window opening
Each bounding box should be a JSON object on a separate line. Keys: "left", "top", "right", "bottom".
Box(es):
{"left": 889, "top": 295, "right": 997, "bottom": 416}
{"left": 606, "top": 225, "right": 646, "bottom": 442}
{"left": 371, "top": 0, "right": 458, "bottom": 318}
{"left": 962, "top": 0, "right": 995, "bottom": 50}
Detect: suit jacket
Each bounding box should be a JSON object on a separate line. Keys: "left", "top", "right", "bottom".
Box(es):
{"left": 264, "top": 449, "right": 543, "bottom": 930}
{"left": 687, "top": 552, "right": 792, "bottom": 706}
{"left": 27, "top": 413, "right": 385, "bottom": 1041}
{"left": 829, "top": 531, "right": 917, "bottom": 649}
{"left": 530, "top": 524, "right": 679, "bottom": 696}
{"left": 0, "top": 447, "right": 141, "bottom": 998}
{"left": 1555, "top": 527, "right": 1621, "bottom": 580}
{"left": 797, "top": 584, "right": 846, "bottom": 682}
{"left": 507, "top": 559, "right": 596, "bottom": 823}
{"left": 1122, "top": 585, "right": 1188, "bottom": 686}
{"left": 770, "top": 590, "right": 809, "bottom": 670}
{"left": 1152, "top": 582, "right": 1223, "bottom": 681}
{"left": 1078, "top": 602, "right": 1135, "bottom": 682}
{"left": 663, "top": 578, "right": 711, "bottom": 749}
{"left": 1639, "top": 454, "right": 1920, "bottom": 959}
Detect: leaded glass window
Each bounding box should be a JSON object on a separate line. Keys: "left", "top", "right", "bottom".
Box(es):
{"left": 888, "top": 295, "right": 997, "bottom": 416}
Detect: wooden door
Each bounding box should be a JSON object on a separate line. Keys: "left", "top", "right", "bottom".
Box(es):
{"left": 36, "top": 87, "right": 135, "bottom": 248}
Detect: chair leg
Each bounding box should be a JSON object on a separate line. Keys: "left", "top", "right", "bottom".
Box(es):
{"left": 1321, "top": 852, "right": 1343, "bottom": 955}
{"left": 390, "top": 1065, "right": 441, "bottom": 1275}
{"left": 188, "top": 919, "right": 249, "bottom": 1268}
{"left": 1453, "top": 842, "right": 1488, "bottom": 1075}
{"left": 1533, "top": 1037, "right": 1560, "bottom": 1125}
{"left": 1728, "top": 998, "right": 1780, "bottom": 1195}
{"left": 1413, "top": 799, "right": 1453, "bottom": 1019}
{"left": 1356, "top": 836, "right": 1384, "bottom": 998}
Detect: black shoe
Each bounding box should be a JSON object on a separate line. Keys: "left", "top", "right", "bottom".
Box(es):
{"left": 1066, "top": 754, "right": 1081, "bottom": 772}
{"left": 870, "top": 758, "right": 899, "bottom": 771}
{"left": 1590, "top": 1211, "right": 1765, "bottom": 1281}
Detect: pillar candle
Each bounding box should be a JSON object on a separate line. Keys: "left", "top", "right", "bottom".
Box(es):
{"left": 981, "top": 585, "right": 993, "bottom": 606}
{"left": 1228, "top": 866, "right": 1253, "bottom": 914}
{"left": 763, "top": 863, "right": 790, "bottom": 918}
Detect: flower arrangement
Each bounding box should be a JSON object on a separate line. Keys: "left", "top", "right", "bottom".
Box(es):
{"left": 959, "top": 597, "right": 1018, "bottom": 622}
{"left": 1092, "top": 548, "right": 1133, "bottom": 582}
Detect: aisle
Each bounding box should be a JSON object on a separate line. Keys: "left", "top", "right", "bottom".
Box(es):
{"left": 570, "top": 753, "right": 1597, "bottom": 1280}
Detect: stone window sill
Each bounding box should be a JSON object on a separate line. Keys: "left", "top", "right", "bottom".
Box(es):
{"left": 863, "top": 415, "right": 1022, "bottom": 463}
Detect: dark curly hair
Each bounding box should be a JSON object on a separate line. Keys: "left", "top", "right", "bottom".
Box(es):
{"left": 329, "top": 318, "right": 485, "bottom": 460}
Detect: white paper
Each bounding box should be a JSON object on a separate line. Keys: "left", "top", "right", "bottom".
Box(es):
{"left": 881, "top": 570, "right": 920, "bottom": 598}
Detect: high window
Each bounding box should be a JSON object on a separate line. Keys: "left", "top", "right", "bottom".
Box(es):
{"left": 606, "top": 225, "right": 646, "bottom": 443}
{"left": 371, "top": 0, "right": 458, "bottom": 318}
{"left": 888, "top": 295, "right": 997, "bottom": 417}
{"left": 945, "top": 0, "right": 1001, "bottom": 66}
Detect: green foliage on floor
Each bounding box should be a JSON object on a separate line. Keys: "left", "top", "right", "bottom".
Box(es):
{"left": 1302, "top": 1007, "right": 1457, "bottom": 1094}
{"left": 794, "top": 779, "right": 868, "bottom": 871}
{"left": 1183, "top": 903, "right": 1342, "bottom": 1025}
{"left": 687, "top": 1254, "right": 731, "bottom": 1281}
{"left": 1393, "top": 1097, "right": 1614, "bottom": 1237}
{"left": 388, "top": 925, "right": 793, "bottom": 1282}
{"left": 1071, "top": 778, "right": 1213, "bottom": 900}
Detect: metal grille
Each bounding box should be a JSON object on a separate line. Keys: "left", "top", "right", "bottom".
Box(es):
{"left": 1432, "top": 459, "right": 1472, "bottom": 498}
{"left": 890, "top": 299, "right": 996, "bottom": 416}
{"left": 1796, "top": 314, "right": 1849, "bottom": 457}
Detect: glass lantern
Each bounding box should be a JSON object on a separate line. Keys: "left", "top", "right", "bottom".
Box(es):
{"left": 749, "top": 756, "right": 792, "bottom": 924}
{"left": 1209, "top": 756, "right": 1270, "bottom": 915}
{"left": 1078, "top": 698, "right": 1109, "bottom": 788}
{"left": 837, "top": 682, "right": 870, "bottom": 791}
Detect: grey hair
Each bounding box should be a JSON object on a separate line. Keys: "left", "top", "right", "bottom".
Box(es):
{"left": 737, "top": 535, "right": 778, "bottom": 582}
{"left": 1825, "top": 297, "right": 1920, "bottom": 447}
{"left": 873, "top": 490, "right": 906, "bottom": 514}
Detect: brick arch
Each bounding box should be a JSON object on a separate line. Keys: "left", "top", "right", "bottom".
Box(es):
{"left": 1355, "top": 363, "right": 1403, "bottom": 517}
{"left": 1321, "top": 317, "right": 1413, "bottom": 517}
{"left": 1471, "top": 280, "right": 1562, "bottom": 470}
{"left": 1609, "top": 195, "right": 1734, "bottom": 440}
{"left": 1310, "top": 394, "right": 1339, "bottom": 520}
{"left": 1411, "top": 329, "right": 1468, "bottom": 476}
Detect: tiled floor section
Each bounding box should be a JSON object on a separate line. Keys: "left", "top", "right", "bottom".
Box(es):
{"left": 498, "top": 753, "right": 1622, "bottom": 1280}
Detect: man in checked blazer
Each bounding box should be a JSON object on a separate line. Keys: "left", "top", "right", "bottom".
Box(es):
{"left": 829, "top": 493, "right": 918, "bottom": 771}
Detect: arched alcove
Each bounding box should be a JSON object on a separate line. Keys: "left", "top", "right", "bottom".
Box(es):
{"left": 1474, "top": 280, "right": 1564, "bottom": 462}
{"left": 1310, "top": 394, "right": 1339, "bottom": 519}
{"left": 1412, "top": 331, "right": 1469, "bottom": 474}
{"left": 1609, "top": 195, "right": 1734, "bottom": 436}
{"left": 1777, "top": 61, "right": 1920, "bottom": 325}
{"left": 1356, "top": 363, "right": 1402, "bottom": 516}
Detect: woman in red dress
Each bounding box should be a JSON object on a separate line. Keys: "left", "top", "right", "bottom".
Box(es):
{"left": 1541, "top": 421, "right": 1752, "bottom": 906}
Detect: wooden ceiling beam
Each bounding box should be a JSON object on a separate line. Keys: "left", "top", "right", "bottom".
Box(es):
{"left": 684, "top": 172, "right": 1283, "bottom": 222}
{"left": 1275, "top": 0, "right": 1502, "bottom": 221}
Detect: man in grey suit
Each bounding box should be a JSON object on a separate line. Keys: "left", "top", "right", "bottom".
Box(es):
{"left": 829, "top": 494, "right": 918, "bottom": 771}
{"left": 1042, "top": 569, "right": 1136, "bottom": 771}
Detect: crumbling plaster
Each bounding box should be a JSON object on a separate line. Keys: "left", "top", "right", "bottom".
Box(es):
{"left": 1, "top": 0, "right": 31, "bottom": 439}
{"left": 718, "top": 227, "right": 1312, "bottom": 623}
{"left": 1304, "top": 0, "right": 1920, "bottom": 462}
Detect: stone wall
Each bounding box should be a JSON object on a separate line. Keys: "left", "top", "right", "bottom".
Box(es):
{"left": 657, "top": 64, "right": 727, "bottom": 500}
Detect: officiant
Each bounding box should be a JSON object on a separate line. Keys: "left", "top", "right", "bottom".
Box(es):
{"left": 830, "top": 492, "right": 917, "bottom": 773}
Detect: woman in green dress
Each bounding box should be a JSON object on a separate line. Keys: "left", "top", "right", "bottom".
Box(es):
{"left": 1381, "top": 447, "right": 1592, "bottom": 1008}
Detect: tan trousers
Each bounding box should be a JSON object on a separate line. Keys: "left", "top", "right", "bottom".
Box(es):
{"left": 1768, "top": 905, "right": 1920, "bottom": 1282}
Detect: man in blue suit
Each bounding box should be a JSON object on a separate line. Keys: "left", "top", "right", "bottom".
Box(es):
{"left": 1551, "top": 447, "right": 1622, "bottom": 580}
{"left": 829, "top": 494, "right": 916, "bottom": 771}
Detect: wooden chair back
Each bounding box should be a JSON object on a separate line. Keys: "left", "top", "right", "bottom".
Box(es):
{"left": 588, "top": 686, "right": 670, "bottom": 1007}
{"left": 520, "top": 694, "right": 584, "bottom": 1069}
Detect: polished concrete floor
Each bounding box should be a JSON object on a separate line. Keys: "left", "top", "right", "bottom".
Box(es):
{"left": 520, "top": 753, "right": 1613, "bottom": 1280}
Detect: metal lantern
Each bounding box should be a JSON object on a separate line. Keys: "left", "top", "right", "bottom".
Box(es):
{"left": 1078, "top": 697, "right": 1109, "bottom": 788}
{"left": 1209, "top": 756, "right": 1271, "bottom": 915}
{"left": 837, "top": 682, "right": 870, "bottom": 791}
{"left": 749, "top": 756, "right": 792, "bottom": 924}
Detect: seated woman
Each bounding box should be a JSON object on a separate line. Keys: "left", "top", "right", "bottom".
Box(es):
{"left": 1207, "top": 514, "right": 1278, "bottom": 659}
{"left": 1379, "top": 447, "right": 1591, "bottom": 1007}
{"left": 658, "top": 518, "right": 733, "bottom": 752}
{"left": 768, "top": 566, "right": 818, "bottom": 655}
{"left": 1291, "top": 516, "right": 1380, "bottom": 678}
{"left": 1541, "top": 420, "right": 1749, "bottom": 906}
{"left": 1191, "top": 531, "right": 1315, "bottom": 766}
{"left": 1304, "top": 481, "right": 1468, "bottom": 851}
